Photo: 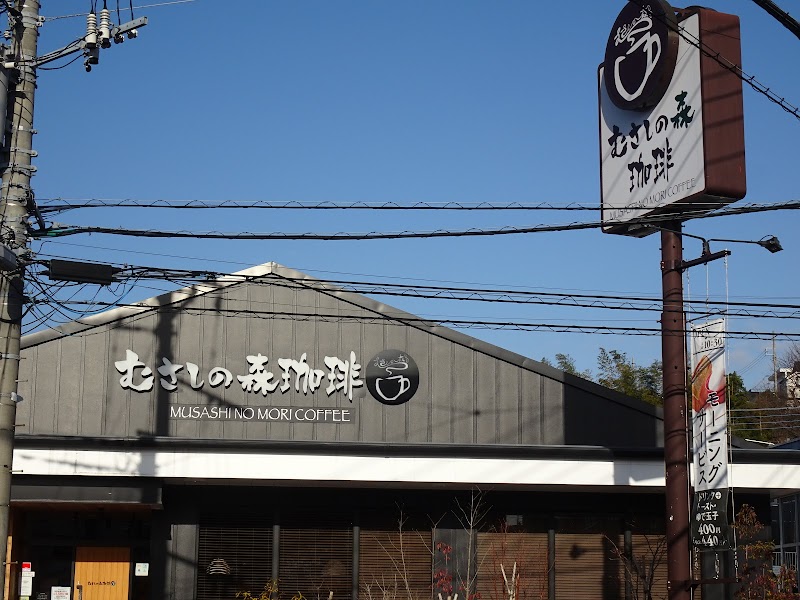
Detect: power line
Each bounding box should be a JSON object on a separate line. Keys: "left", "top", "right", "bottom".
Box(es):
{"left": 730, "top": 405, "right": 800, "bottom": 413}
{"left": 35, "top": 198, "right": 599, "bottom": 214}
{"left": 28, "top": 238, "right": 800, "bottom": 305}
{"left": 30, "top": 199, "right": 800, "bottom": 240}
{"left": 22, "top": 299, "right": 800, "bottom": 341}
{"left": 32, "top": 198, "right": 800, "bottom": 216}
{"left": 629, "top": 0, "right": 800, "bottom": 121}
{"left": 750, "top": 0, "right": 800, "bottom": 41}
{"left": 25, "top": 261, "right": 800, "bottom": 320}
{"left": 41, "top": 0, "right": 195, "bottom": 21}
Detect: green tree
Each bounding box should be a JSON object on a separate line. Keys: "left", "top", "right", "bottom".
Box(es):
{"left": 540, "top": 353, "right": 592, "bottom": 380}
{"left": 728, "top": 372, "right": 749, "bottom": 410}
{"left": 727, "top": 372, "right": 767, "bottom": 442}
{"left": 597, "top": 348, "right": 663, "bottom": 406}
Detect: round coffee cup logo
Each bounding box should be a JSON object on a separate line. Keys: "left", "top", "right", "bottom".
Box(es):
{"left": 366, "top": 350, "right": 419, "bottom": 405}
{"left": 604, "top": 0, "right": 678, "bottom": 111}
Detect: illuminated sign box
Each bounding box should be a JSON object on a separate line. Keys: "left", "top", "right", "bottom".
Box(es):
{"left": 599, "top": 3, "right": 745, "bottom": 236}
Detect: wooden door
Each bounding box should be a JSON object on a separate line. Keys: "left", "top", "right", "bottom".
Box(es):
{"left": 74, "top": 547, "right": 130, "bottom": 600}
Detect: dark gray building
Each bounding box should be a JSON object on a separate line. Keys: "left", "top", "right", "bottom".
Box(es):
{"left": 8, "top": 263, "right": 795, "bottom": 600}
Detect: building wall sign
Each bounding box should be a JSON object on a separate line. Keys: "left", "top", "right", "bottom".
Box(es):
{"left": 115, "top": 349, "right": 363, "bottom": 401}
{"left": 168, "top": 405, "right": 354, "bottom": 423}
{"left": 603, "top": 0, "right": 678, "bottom": 111}
{"left": 365, "top": 350, "right": 419, "bottom": 405}
{"left": 114, "top": 348, "right": 419, "bottom": 417}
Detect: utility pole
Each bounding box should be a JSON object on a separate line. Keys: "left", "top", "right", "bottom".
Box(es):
{"left": 773, "top": 334, "right": 778, "bottom": 396}
{"left": 660, "top": 223, "right": 692, "bottom": 600}
{"left": 0, "top": 3, "right": 146, "bottom": 596}
{"left": 0, "top": 1, "right": 39, "bottom": 598}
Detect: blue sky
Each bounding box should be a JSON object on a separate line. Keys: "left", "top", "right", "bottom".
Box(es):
{"left": 25, "top": 0, "right": 800, "bottom": 391}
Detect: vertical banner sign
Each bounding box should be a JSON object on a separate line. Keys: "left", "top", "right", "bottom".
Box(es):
{"left": 690, "top": 319, "right": 730, "bottom": 549}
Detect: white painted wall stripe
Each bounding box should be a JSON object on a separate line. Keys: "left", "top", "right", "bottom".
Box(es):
{"left": 12, "top": 449, "right": 800, "bottom": 492}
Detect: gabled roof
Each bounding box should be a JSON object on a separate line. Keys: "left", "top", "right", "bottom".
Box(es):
{"left": 23, "top": 261, "right": 662, "bottom": 422}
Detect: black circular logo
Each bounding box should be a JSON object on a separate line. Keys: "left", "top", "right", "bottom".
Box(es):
{"left": 366, "top": 350, "right": 419, "bottom": 406}
{"left": 604, "top": 0, "right": 678, "bottom": 111}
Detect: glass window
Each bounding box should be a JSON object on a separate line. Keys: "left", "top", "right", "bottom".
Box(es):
{"left": 781, "top": 497, "right": 796, "bottom": 545}
{"left": 771, "top": 499, "right": 780, "bottom": 545}
{"left": 197, "top": 524, "right": 273, "bottom": 600}
{"left": 280, "top": 527, "right": 352, "bottom": 600}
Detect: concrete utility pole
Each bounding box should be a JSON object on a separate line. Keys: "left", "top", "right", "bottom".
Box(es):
{"left": 0, "top": 1, "right": 39, "bottom": 597}
{"left": 660, "top": 224, "right": 691, "bottom": 600}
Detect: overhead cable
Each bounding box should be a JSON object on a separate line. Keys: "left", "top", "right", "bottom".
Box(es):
{"left": 629, "top": 0, "right": 800, "bottom": 121}
{"left": 750, "top": 0, "right": 800, "bottom": 41}
{"left": 22, "top": 301, "right": 800, "bottom": 341}
{"left": 24, "top": 262, "right": 800, "bottom": 320}
{"left": 34, "top": 198, "right": 600, "bottom": 214}
{"left": 42, "top": 0, "right": 194, "bottom": 21}
{"left": 30, "top": 199, "right": 800, "bottom": 240}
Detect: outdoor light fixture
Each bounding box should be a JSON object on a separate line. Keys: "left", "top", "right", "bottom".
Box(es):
{"left": 643, "top": 226, "right": 783, "bottom": 270}
{"left": 707, "top": 235, "right": 783, "bottom": 254}
{"left": 759, "top": 235, "right": 783, "bottom": 253}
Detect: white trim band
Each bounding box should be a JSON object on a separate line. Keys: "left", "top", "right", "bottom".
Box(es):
{"left": 12, "top": 448, "right": 800, "bottom": 492}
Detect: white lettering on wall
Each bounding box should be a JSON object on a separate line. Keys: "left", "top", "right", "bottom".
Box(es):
{"left": 116, "top": 349, "right": 363, "bottom": 401}
{"left": 167, "top": 404, "right": 354, "bottom": 423}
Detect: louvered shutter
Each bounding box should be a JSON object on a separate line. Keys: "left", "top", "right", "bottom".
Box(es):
{"left": 630, "top": 534, "right": 669, "bottom": 600}
{"left": 358, "top": 530, "right": 432, "bottom": 600}
{"left": 197, "top": 520, "right": 274, "bottom": 600}
{"left": 279, "top": 527, "right": 353, "bottom": 600}
{"left": 476, "top": 532, "right": 548, "bottom": 600}
{"left": 555, "top": 533, "right": 623, "bottom": 600}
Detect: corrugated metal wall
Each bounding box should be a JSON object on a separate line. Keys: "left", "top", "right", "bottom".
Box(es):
{"left": 18, "top": 272, "right": 660, "bottom": 447}
{"left": 18, "top": 278, "right": 566, "bottom": 444}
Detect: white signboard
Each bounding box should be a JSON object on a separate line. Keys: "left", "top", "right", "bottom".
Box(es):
{"left": 600, "top": 14, "right": 704, "bottom": 231}
{"left": 19, "top": 574, "right": 33, "bottom": 596}
{"left": 690, "top": 318, "right": 729, "bottom": 491}
{"left": 51, "top": 587, "right": 71, "bottom": 600}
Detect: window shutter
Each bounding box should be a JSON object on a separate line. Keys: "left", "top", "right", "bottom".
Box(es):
{"left": 359, "top": 530, "right": 432, "bottom": 600}
{"left": 554, "top": 533, "right": 622, "bottom": 600}
{"left": 197, "top": 519, "right": 274, "bottom": 600}
{"left": 476, "top": 532, "right": 548, "bottom": 600}
{"left": 279, "top": 527, "right": 353, "bottom": 600}
{"left": 630, "top": 534, "right": 668, "bottom": 600}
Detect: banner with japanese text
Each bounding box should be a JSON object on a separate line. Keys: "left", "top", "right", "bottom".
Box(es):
{"left": 690, "top": 318, "right": 730, "bottom": 548}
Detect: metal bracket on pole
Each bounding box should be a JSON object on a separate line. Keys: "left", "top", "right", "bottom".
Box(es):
{"left": 679, "top": 250, "right": 731, "bottom": 271}
{"left": 8, "top": 147, "right": 37, "bottom": 157}
{"left": 32, "top": 17, "right": 147, "bottom": 68}
{"left": 111, "top": 16, "right": 148, "bottom": 40}
{"left": 0, "top": 163, "right": 36, "bottom": 175}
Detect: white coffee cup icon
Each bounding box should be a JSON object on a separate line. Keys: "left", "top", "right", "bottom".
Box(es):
{"left": 375, "top": 375, "right": 411, "bottom": 403}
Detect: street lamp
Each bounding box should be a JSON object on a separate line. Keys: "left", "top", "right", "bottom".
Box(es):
{"left": 707, "top": 235, "right": 783, "bottom": 254}
{"left": 645, "top": 227, "right": 783, "bottom": 270}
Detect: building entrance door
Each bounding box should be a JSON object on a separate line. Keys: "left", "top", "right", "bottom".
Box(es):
{"left": 73, "top": 547, "right": 130, "bottom": 600}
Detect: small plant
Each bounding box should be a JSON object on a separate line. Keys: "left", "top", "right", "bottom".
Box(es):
{"left": 434, "top": 542, "right": 456, "bottom": 600}
{"left": 237, "top": 579, "right": 280, "bottom": 600}
{"left": 735, "top": 504, "right": 798, "bottom": 600}
{"left": 605, "top": 533, "right": 665, "bottom": 600}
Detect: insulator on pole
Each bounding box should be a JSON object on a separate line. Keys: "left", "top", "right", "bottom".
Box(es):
{"left": 85, "top": 12, "right": 98, "bottom": 48}
{"left": 99, "top": 8, "right": 111, "bottom": 48}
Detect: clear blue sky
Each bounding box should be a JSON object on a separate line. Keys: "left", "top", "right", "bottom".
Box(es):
{"left": 26, "top": 0, "right": 800, "bottom": 391}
